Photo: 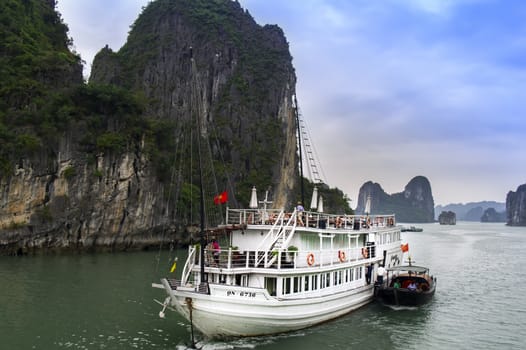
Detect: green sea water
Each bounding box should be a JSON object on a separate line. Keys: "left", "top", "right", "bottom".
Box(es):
{"left": 1, "top": 222, "right": 525, "bottom": 349}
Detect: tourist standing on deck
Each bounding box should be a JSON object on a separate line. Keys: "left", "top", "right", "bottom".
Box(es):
{"left": 212, "top": 239, "right": 221, "bottom": 265}
{"left": 377, "top": 264, "right": 386, "bottom": 284}
{"left": 296, "top": 202, "right": 305, "bottom": 226}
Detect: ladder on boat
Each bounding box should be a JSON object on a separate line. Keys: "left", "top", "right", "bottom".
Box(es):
{"left": 255, "top": 209, "right": 298, "bottom": 268}
{"left": 296, "top": 106, "right": 325, "bottom": 184}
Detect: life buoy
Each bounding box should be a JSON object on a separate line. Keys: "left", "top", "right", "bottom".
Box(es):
{"left": 362, "top": 247, "right": 369, "bottom": 259}
{"left": 307, "top": 253, "right": 315, "bottom": 266}
{"left": 338, "top": 250, "right": 346, "bottom": 262}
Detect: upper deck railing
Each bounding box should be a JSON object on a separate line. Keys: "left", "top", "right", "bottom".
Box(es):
{"left": 226, "top": 208, "right": 396, "bottom": 231}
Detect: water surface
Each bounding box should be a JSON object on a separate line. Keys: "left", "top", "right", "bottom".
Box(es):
{"left": 1, "top": 222, "right": 525, "bottom": 349}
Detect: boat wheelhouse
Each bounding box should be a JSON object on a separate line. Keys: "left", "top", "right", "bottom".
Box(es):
{"left": 154, "top": 204, "right": 403, "bottom": 338}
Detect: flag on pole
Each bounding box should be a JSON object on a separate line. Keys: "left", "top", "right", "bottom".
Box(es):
{"left": 401, "top": 243, "right": 409, "bottom": 252}
{"left": 214, "top": 191, "right": 228, "bottom": 205}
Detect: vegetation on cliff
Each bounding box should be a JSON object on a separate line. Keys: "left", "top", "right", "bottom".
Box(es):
{"left": 0, "top": 0, "right": 81, "bottom": 174}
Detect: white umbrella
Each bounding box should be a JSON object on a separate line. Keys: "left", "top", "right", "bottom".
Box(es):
{"left": 364, "top": 195, "right": 371, "bottom": 215}
{"left": 249, "top": 186, "right": 258, "bottom": 209}
{"left": 310, "top": 186, "right": 318, "bottom": 210}
{"left": 318, "top": 195, "right": 324, "bottom": 213}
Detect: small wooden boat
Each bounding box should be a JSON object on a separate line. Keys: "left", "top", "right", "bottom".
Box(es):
{"left": 400, "top": 226, "right": 423, "bottom": 232}
{"left": 374, "top": 262, "right": 436, "bottom": 306}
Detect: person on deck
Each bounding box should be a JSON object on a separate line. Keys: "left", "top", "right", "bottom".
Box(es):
{"left": 296, "top": 202, "right": 305, "bottom": 226}
{"left": 212, "top": 239, "right": 221, "bottom": 265}
{"left": 377, "top": 264, "right": 386, "bottom": 284}
{"left": 407, "top": 280, "right": 417, "bottom": 291}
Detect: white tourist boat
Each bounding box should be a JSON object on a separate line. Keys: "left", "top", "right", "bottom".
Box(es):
{"left": 153, "top": 188, "right": 403, "bottom": 338}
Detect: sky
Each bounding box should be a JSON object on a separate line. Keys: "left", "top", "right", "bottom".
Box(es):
{"left": 56, "top": 0, "right": 526, "bottom": 207}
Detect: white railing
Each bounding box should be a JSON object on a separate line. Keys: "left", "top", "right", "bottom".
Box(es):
{"left": 226, "top": 208, "right": 396, "bottom": 231}
{"left": 203, "top": 244, "right": 382, "bottom": 270}
{"left": 181, "top": 245, "right": 197, "bottom": 285}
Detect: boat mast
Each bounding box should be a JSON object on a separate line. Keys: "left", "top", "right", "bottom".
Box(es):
{"left": 294, "top": 94, "right": 305, "bottom": 205}
{"left": 189, "top": 48, "right": 207, "bottom": 283}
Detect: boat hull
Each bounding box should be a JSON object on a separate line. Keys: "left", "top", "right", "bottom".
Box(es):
{"left": 163, "top": 281, "right": 374, "bottom": 338}
{"left": 374, "top": 285, "right": 435, "bottom": 306}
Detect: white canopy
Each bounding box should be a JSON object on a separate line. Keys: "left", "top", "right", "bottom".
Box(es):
{"left": 318, "top": 195, "right": 324, "bottom": 213}
{"left": 364, "top": 195, "right": 371, "bottom": 214}
{"left": 310, "top": 186, "right": 319, "bottom": 210}
{"left": 249, "top": 186, "right": 258, "bottom": 209}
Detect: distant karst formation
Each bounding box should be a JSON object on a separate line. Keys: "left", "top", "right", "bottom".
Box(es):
{"left": 481, "top": 208, "right": 506, "bottom": 223}
{"left": 438, "top": 211, "right": 456, "bottom": 225}
{"left": 435, "top": 201, "right": 505, "bottom": 221}
{"left": 506, "top": 184, "right": 526, "bottom": 226}
{"left": 355, "top": 176, "right": 435, "bottom": 223}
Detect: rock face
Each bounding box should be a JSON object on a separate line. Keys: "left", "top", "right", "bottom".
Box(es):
{"left": 506, "top": 184, "right": 526, "bottom": 226}
{"left": 356, "top": 176, "right": 435, "bottom": 223}
{"left": 481, "top": 208, "right": 506, "bottom": 223}
{"left": 0, "top": 0, "right": 299, "bottom": 254}
{"left": 90, "top": 0, "right": 298, "bottom": 209}
{"left": 438, "top": 211, "right": 456, "bottom": 225}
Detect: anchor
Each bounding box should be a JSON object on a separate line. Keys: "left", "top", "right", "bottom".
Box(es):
{"left": 154, "top": 296, "right": 173, "bottom": 318}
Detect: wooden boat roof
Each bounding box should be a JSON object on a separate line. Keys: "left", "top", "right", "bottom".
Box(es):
{"left": 387, "top": 265, "right": 429, "bottom": 273}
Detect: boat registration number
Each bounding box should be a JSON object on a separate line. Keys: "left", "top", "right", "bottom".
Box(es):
{"left": 226, "top": 290, "right": 256, "bottom": 298}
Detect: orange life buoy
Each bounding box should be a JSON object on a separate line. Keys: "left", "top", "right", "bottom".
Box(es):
{"left": 307, "top": 253, "right": 315, "bottom": 266}
{"left": 362, "top": 247, "right": 369, "bottom": 259}
{"left": 338, "top": 250, "right": 346, "bottom": 262}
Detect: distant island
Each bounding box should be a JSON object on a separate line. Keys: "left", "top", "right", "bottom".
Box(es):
{"left": 356, "top": 176, "right": 435, "bottom": 223}
{"left": 435, "top": 201, "right": 505, "bottom": 222}
{"left": 438, "top": 211, "right": 456, "bottom": 225}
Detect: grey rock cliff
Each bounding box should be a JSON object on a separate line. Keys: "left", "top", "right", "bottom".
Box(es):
{"left": 0, "top": 0, "right": 299, "bottom": 254}
{"left": 90, "top": 0, "right": 298, "bottom": 209}
{"left": 438, "top": 211, "right": 456, "bottom": 225}
{"left": 356, "top": 176, "right": 435, "bottom": 223}
{"left": 506, "top": 184, "right": 526, "bottom": 226}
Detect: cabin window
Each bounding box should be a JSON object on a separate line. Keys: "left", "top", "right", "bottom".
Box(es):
{"left": 304, "top": 275, "right": 310, "bottom": 291}
{"left": 338, "top": 270, "right": 342, "bottom": 284}
{"left": 293, "top": 277, "right": 301, "bottom": 293}
{"left": 334, "top": 234, "right": 346, "bottom": 247}
{"left": 320, "top": 274, "right": 326, "bottom": 289}
{"left": 350, "top": 268, "right": 354, "bottom": 281}
{"left": 333, "top": 272, "right": 338, "bottom": 286}
{"left": 265, "top": 277, "right": 277, "bottom": 296}
{"left": 345, "top": 269, "right": 349, "bottom": 283}
{"left": 326, "top": 273, "right": 331, "bottom": 288}
{"left": 283, "top": 278, "right": 291, "bottom": 294}
{"left": 312, "top": 274, "right": 318, "bottom": 290}
{"left": 241, "top": 275, "right": 249, "bottom": 287}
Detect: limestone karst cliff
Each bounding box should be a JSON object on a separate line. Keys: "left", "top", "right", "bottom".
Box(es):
{"left": 90, "top": 0, "right": 299, "bottom": 210}
{"left": 506, "top": 184, "right": 526, "bottom": 226}
{"left": 356, "top": 176, "right": 435, "bottom": 223}
{"left": 0, "top": 0, "right": 303, "bottom": 254}
{"left": 481, "top": 208, "right": 506, "bottom": 223}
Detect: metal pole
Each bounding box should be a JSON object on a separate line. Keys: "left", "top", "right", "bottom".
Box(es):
{"left": 294, "top": 94, "right": 305, "bottom": 205}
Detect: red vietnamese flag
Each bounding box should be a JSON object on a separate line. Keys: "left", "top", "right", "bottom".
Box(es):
{"left": 401, "top": 243, "right": 409, "bottom": 252}
{"left": 214, "top": 191, "right": 228, "bottom": 205}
